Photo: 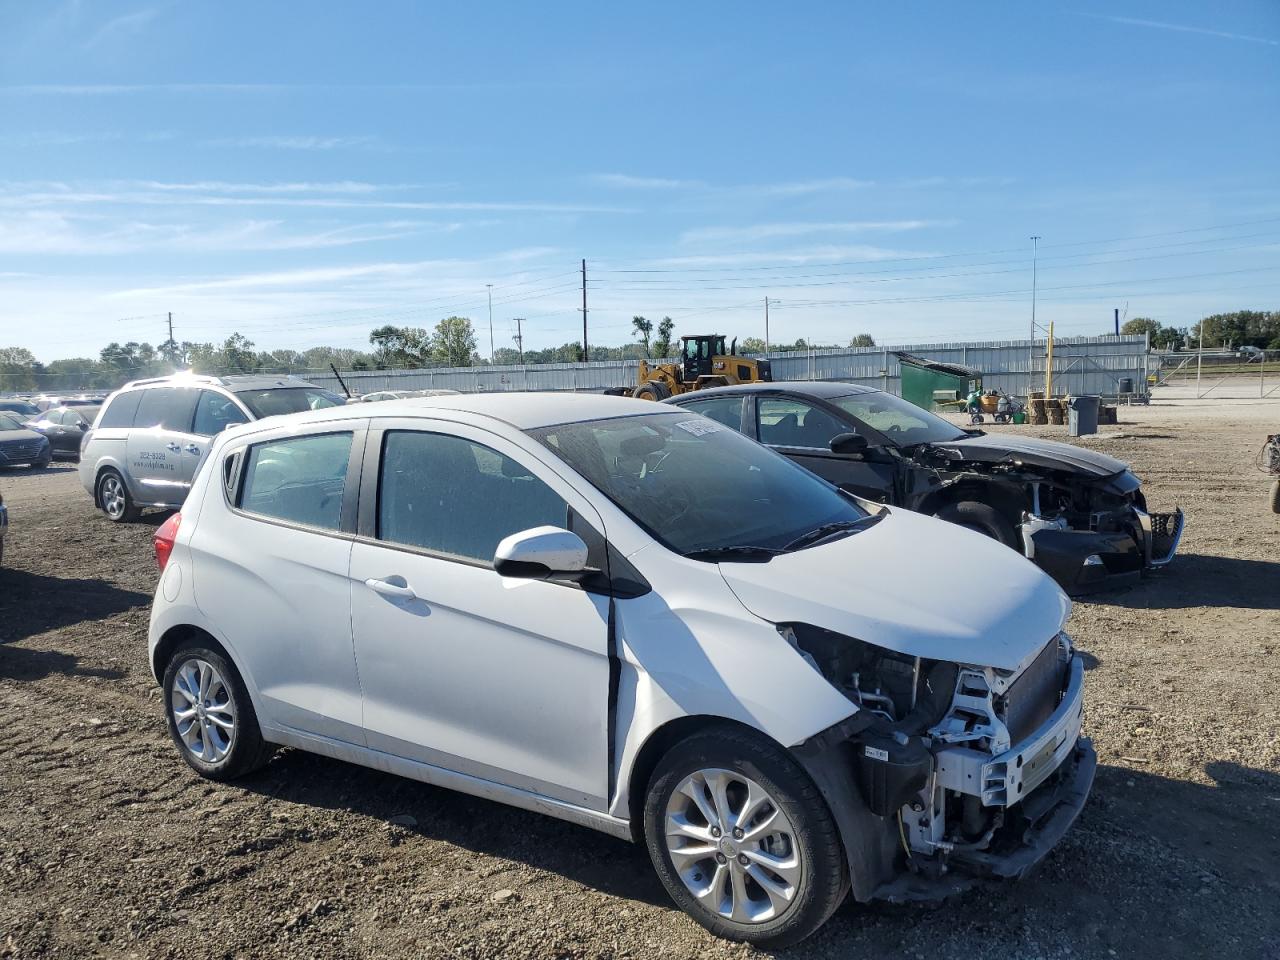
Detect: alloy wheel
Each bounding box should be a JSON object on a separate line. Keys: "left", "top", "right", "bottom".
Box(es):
{"left": 170, "top": 658, "right": 237, "bottom": 764}
{"left": 100, "top": 475, "right": 126, "bottom": 520}
{"left": 664, "top": 768, "right": 803, "bottom": 924}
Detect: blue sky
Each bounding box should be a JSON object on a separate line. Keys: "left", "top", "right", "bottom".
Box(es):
{"left": 1, "top": 1, "right": 1277, "bottom": 362}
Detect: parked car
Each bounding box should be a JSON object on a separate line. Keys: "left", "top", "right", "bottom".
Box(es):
{"left": 25, "top": 403, "right": 102, "bottom": 460}
{"left": 667, "top": 382, "right": 1183, "bottom": 595}
{"left": 149, "top": 392, "right": 1092, "bottom": 947}
{"left": 0, "top": 399, "right": 40, "bottom": 419}
{"left": 0, "top": 411, "right": 52, "bottom": 469}
{"left": 359, "top": 388, "right": 460, "bottom": 402}
{"left": 79, "top": 374, "right": 345, "bottom": 522}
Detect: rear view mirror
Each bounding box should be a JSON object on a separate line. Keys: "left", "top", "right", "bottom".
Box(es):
{"left": 494, "top": 526, "right": 590, "bottom": 580}
{"left": 829, "top": 432, "right": 868, "bottom": 455}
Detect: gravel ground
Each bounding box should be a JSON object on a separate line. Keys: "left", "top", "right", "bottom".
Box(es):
{"left": 1, "top": 390, "right": 1278, "bottom": 960}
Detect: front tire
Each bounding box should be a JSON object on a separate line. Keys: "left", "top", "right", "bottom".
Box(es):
{"left": 97, "top": 469, "right": 140, "bottom": 522}
{"left": 633, "top": 381, "right": 673, "bottom": 401}
{"left": 643, "top": 726, "right": 847, "bottom": 948}
{"left": 936, "top": 500, "right": 1018, "bottom": 548}
{"left": 162, "top": 641, "right": 274, "bottom": 781}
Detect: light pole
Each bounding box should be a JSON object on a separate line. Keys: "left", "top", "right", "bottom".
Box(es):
{"left": 1029, "top": 235, "right": 1041, "bottom": 397}
{"left": 486, "top": 284, "right": 495, "bottom": 362}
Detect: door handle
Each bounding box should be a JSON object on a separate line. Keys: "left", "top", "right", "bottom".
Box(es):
{"left": 364, "top": 577, "right": 418, "bottom": 600}
{"left": 185, "top": 444, "right": 201, "bottom": 455}
{"left": 166, "top": 442, "right": 181, "bottom": 452}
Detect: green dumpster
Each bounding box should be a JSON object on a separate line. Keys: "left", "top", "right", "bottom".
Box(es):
{"left": 895, "top": 352, "right": 983, "bottom": 412}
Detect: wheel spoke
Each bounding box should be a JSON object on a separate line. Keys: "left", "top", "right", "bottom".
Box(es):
{"left": 205, "top": 709, "right": 234, "bottom": 733}
{"left": 737, "top": 781, "right": 772, "bottom": 832}
{"left": 666, "top": 811, "right": 714, "bottom": 843}
{"left": 746, "top": 863, "right": 796, "bottom": 915}
{"left": 744, "top": 847, "right": 802, "bottom": 887}
{"left": 728, "top": 863, "right": 753, "bottom": 922}
{"left": 705, "top": 771, "right": 735, "bottom": 831}
{"left": 680, "top": 775, "right": 720, "bottom": 830}
{"left": 740, "top": 806, "right": 780, "bottom": 842}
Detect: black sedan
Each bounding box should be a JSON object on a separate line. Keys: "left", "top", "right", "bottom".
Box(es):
{"left": 24, "top": 404, "right": 100, "bottom": 460}
{"left": 666, "top": 381, "right": 1183, "bottom": 594}
{"left": 0, "top": 411, "right": 52, "bottom": 469}
{"left": 0, "top": 399, "right": 40, "bottom": 418}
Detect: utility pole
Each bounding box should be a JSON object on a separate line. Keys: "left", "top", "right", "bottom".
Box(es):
{"left": 1114, "top": 307, "right": 1120, "bottom": 336}
{"left": 486, "top": 284, "right": 495, "bottom": 362}
{"left": 764, "top": 297, "right": 773, "bottom": 353}
{"left": 1196, "top": 321, "right": 1204, "bottom": 397}
{"left": 1029, "top": 235, "right": 1041, "bottom": 398}
{"left": 513, "top": 318, "right": 524, "bottom": 364}
{"left": 580, "top": 258, "right": 589, "bottom": 363}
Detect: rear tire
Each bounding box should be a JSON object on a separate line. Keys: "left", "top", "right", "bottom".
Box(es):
{"left": 97, "top": 469, "right": 140, "bottom": 523}
{"left": 936, "top": 500, "right": 1018, "bottom": 548}
{"left": 633, "top": 381, "right": 673, "bottom": 401}
{"left": 643, "top": 725, "right": 848, "bottom": 948}
{"left": 162, "top": 640, "right": 274, "bottom": 781}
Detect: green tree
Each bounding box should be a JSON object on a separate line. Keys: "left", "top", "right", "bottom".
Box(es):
{"left": 631, "top": 316, "right": 653, "bottom": 355}
{"left": 219, "top": 333, "right": 258, "bottom": 374}
{"left": 848, "top": 333, "right": 876, "bottom": 348}
{"left": 1121, "top": 317, "right": 1161, "bottom": 338}
{"left": 432, "top": 316, "right": 478, "bottom": 366}
{"left": 654, "top": 317, "right": 675, "bottom": 358}
{"left": 739, "top": 337, "right": 767, "bottom": 355}
{"left": 0, "top": 346, "right": 38, "bottom": 391}
{"left": 369, "top": 325, "right": 432, "bottom": 368}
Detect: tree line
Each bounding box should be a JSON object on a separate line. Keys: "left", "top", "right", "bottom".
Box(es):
{"left": 0, "top": 314, "right": 878, "bottom": 392}
{"left": 1120, "top": 310, "right": 1280, "bottom": 351}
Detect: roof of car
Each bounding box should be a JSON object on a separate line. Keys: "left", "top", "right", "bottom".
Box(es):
{"left": 241, "top": 391, "right": 674, "bottom": 432}
{"left": 668, "top": 380, "right": 882, "bottom": 401}
{"left": 121, "top": 373, "right": 324, "bottom": 392}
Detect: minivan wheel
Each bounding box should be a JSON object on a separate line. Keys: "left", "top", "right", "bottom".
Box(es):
{"left": 643, "top": 727, "right": 847, "bottom": 948}
{"left": 162, "top": 641, "right": 274, "bottom": 781}
{"left": 97, "top": 470, "right": 140, "bottom": 523}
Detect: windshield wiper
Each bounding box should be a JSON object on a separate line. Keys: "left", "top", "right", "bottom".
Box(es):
{"left": 783, "top": 515, "right": 883, "bottom": 552}
{"left": 683, "top": 545, "right": 784, "bottom": 562}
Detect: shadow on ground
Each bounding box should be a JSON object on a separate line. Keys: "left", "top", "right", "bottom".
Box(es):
{"left": 0, "top": 568, "right": 151, "bottom": 646}
{"left": 227, "top": 744, "right": 1280, "bottom": 958}
{"left": 1079, "top": 553, "right": 1280, "bottom": 611}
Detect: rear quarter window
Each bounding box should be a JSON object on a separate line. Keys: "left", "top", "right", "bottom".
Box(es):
{"left": 98, "top": 391, "right": 143, "bottom": 428}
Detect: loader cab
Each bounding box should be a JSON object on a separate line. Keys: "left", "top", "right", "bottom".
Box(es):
{"left": 682, "top": 335, "right": 726, "bottom": 382}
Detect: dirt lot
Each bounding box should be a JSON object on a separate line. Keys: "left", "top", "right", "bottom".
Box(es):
{"left": 2, "top": 389, "right": 1278, "bottom": 960}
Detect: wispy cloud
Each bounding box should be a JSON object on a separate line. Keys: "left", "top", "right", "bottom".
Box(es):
{"left": 681, "top": 220, "right": 944, "bottom": 244}
{"left": 756, "top": 177, "right": 875, "bottom": 196}
{"left": 640, "top": 245, "right": 935, "bottom": 268}
{"left": 135, "top": 180, "right": 395, "bottom": 195}
{"left": 204, "top": 135, "right": 380, "bottom": 151}
{"left": 1077, "top": 13, "right": 1278, "bottom": 47}
{"left": 83, "top": 7, "right": 161, "bottom": 50}
{"left": 593, "top": 173, "right": 704, "bottom": 190}
{"left": 0, "top": 131, "right": 123, "bottom": 147}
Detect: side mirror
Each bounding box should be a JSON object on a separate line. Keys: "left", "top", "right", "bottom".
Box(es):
{"left": 494, "top": 526, "right": 590, "bottom": 580}
{"left": 829, "top": 432, "right": 868, "bottom": 456}
{"left": 77, "top": 421, "right": 88, "bottom": 431}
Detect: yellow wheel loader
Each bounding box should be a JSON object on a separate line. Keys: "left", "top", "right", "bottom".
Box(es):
{"left": 631, "top": 334, "right": 772, "bottom": 400}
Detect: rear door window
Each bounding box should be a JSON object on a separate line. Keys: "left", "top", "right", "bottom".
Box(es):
{"left": 99, "top": 391, "right": 143, "bottom": 428}
{"left": 238, "top": 432, "right": 354, "bottom": 531}
{"left": 133, "top": 389, "right": 177, "bottom": 430}
{"left": 377, "top": 430, "right": 568, "bottom": 563}
{"left": 679, "top": 396, "right": 745, "bottom": 431}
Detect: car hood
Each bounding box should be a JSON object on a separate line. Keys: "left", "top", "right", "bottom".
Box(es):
{"left": 717, "top": 508, "right": 1070, "bottom": 671}
{"left": 0, "top": 428, "right": 44, "bottom": 443}
{"left": 935, "top": 433, "right": 1131, "bottom": 479}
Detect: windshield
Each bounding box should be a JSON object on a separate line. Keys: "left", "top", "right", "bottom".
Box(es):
{"left": 234, "top": 387, "right": 345, "bottom": 419}
{"left": 832, "top": 391, "right": 966, "bottom": 445}
{"left": 0, "top": 412, "right": 29, "bottom": 430}
{"left": 0, "top": 401, "right": 38, "bottom": 417}
{"left": 530, "top": 412, "right": 867, "bottom": 558}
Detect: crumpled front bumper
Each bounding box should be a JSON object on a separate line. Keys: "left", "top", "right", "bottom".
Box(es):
{"left": 1023, "top": 505, "right": 1184, "bottom": 595}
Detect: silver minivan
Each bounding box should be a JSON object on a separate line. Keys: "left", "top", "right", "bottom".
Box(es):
{"left": 80, "top": 374, "right": 345, "bottom": 521}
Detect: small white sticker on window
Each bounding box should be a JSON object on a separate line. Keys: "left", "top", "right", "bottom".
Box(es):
{"left": 863, "top": 745, "right": 890, "bottom": 762}
{"left": 674, "top": 418, "right": 724, "bottom": 437}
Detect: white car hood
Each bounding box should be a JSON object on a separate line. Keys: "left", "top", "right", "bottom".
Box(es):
{"left": 717, "top": 508, "right": 1070, "bottom": 671}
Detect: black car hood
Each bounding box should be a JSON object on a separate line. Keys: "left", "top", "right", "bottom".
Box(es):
{"left": 0, "top": 428, "right": 43, "bottom": 443}
{"left": 935, "top": 434, "right": 1132, "bottom": 479}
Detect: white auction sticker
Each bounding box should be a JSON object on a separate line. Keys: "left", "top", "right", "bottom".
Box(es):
{"left": 674, "top": 418, "right": 724, "bottom": 437}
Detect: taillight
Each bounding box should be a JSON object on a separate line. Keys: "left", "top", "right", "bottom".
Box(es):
{"left": 154, "top": 512, "right": 182, "bottom": 572}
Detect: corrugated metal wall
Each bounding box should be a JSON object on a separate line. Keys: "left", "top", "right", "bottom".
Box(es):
{"left": 312, "top": 335, "right": 1150, "bottom": 398}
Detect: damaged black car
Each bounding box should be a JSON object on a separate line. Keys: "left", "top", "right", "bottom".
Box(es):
{"left": 666, "top": 381, "right": 1183, "bottom": 595}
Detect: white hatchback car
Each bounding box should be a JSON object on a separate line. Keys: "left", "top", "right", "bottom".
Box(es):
{"left": 149, "top": 393, "right": 1094, "bottom": 946}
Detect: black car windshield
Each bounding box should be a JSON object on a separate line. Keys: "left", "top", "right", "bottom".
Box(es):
{"left": 234, "top": 387, "right": 345, "bottom": 419}
{"left": 530, "top": 412, "right": 868, "bottom": 558}
{"left": 832, "top": 391, "right": 966, "bottom": 445}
